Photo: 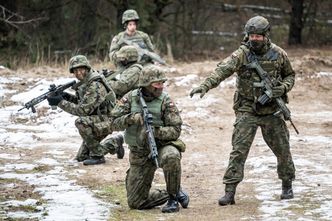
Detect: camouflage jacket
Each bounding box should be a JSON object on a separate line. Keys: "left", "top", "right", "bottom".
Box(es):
{"left": 58, "top": 70, "right": 115, "bottom": 116}
{"left": 107, "top": 63, "right": 143, "bottom": 99}
{"left": 111, "top": 89, "right": 182, "bottom": 148}
{"left": 109, "top": 30, "right": 154, "bottom": 65}
{"left": 200, "top": 42, "right": 295, "bottom": 115}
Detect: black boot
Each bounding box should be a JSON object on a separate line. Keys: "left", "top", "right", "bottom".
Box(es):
{"left": 177, "top": 189, "right": 189, "bottom": 208}
{"left": 161, "top": 195, "right": 179, "bottom": 213}
{"left": 218, "top": 192, "right": 235, "bottom": 206}
{"left": 280, "top": 180, "right": 294, "bottom": 199}
{"left": 83, "top": 156, "right": 105, "bottom": 166}
{"left": 115, "top": 134, "right": 124, "bottom": 159}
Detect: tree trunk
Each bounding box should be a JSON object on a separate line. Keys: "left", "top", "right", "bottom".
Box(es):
{"left": 288, "top": 0, "right": 304, "bottom": 45}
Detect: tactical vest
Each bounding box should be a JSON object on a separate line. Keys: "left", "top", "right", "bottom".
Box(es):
{"left": 236, "top": 44, "right": 285, "bottom": 114}
{"left": 118, "top": 31, "right": 148, "bottom": 49}
{"left": 76, "top": 70, "right": 116, "bottom": 115}
{"left": 124, "top": 89, "right": 166, "bottom": 147}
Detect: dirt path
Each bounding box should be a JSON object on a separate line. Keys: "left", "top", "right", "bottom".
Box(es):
{"left": 1, "top": 49, "right": 332, "bottom": 220}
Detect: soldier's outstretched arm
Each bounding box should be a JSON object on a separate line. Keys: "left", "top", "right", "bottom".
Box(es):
{"left": 190, "top": 48, "right": 243, "bottom": 98}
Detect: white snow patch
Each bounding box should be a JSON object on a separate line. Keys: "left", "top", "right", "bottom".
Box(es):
{"left": 0, "top": 153, "right": 21, "bottom": 160}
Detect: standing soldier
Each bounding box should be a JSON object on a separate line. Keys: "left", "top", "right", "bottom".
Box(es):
{"left": 190, "top": 16, "right": 296, "bottom": 205}
{"left": 107, "top": 45, "right": 143, "bottom": 99}
{"left": 109, "top": 9, "right": 155, "bottom": 67}
{"left": 111, "top": 65, "right": 189, "bottom": 213}
{"left": 47, "top": 55, "right": 124, "bottom": 165}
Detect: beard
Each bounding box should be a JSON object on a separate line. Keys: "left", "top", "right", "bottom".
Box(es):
{"left": 249, "top": 40, "right": 265, "bottom": 52}
{"left": 143, "top": 86, "right": 163, "bottom": 98}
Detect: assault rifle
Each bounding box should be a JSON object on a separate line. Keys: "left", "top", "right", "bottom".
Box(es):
{"left": 120, "top": 38, "right": 167, "bottom": 65}
{"left": 18, "top": 80, "right": 76, "bottom": 113}
{"left": 137, "top": 89, "right": 159, "bottom": 167}
{"left": 246, "top": 59, "right": 299, "bottom": 134}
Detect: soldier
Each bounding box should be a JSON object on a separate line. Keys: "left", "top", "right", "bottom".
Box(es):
{"left": 111, "top": 65, "right": 189, "bottom": 213}
{"left": 47, "top": 55, "right": 124, "bottom": 165}
{"left": 190, "top": 16, "right": 296, "bottom": 205}
{"left": 109, "top": 9, "right": 155, "bottom": 66}
{"left": 107, "top": 45, "right": 143, "bottom": 99}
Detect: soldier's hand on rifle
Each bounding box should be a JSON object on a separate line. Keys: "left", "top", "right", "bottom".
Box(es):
{"left": 272, "top": 85, "right": 286, "bottom": 98}
{"left": 126, "top": 113, "right": 143, "bottom": 125}
{"left": 47, "top": 94, "right": 63, "bottom": 106}
{"left": 190, "top": 86, "right": 207, "bottom": 98}
{"left": 61, "top": 92, "right": 72, "bottom": 101}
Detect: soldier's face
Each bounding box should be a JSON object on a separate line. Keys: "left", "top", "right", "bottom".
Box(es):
{"left": 249, "top": 34, "right": 264, "bottom": 41}
{"left": 72, "top": 67, "right": 87, "bottom": 81}
{"left": 126, "top": 21, "right": 137, "bottom": 34}
{"left": 146, "top": 81, "right": 164, "bottom": 97}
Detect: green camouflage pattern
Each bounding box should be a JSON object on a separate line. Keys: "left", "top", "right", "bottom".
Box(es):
{"left": 223, "top": 112, "right": 295, "bottom": 186}
{"left": 109, "top": 30, "right": 154, "bottom": 65}
{"left": 196, "top": 41, "right": 296, "bottom": 189}
{"left": 244, "top": 15, "right": 270, "bottom": 35}
{"left": 58, "top": 70, "right": 119, "bottom": 159}
{"left": 108, "top": 63, "right": 142, "bottom": 99}
{"left": 138, "top": 65, "right": 167, "bottom": 87}
{"left": 69, "top": 55, "right": 91, "bottom": 73}
{"left": 200, "top": 43, "right": 295, "bottom": 115}
{"left": 122, "top": 9, "right": 139, "bottom": 24}
{"left": 111, "top": 89, "right": 183, "bottom": 209}
{"left": 115, "top": 45, "right": 139, "bottom": 63}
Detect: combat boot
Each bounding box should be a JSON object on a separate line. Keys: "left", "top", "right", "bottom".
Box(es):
{"left": 176, "top": 188, "right": 189, "bottom": 208}
{"left": 83, "top": 156, "right": 105, "bottom": 166}
{"left": 218, "top": 192, "right": 235, "bottom": 206}
{"left": 280, "top": 180, "right": 294, "bottom": 199}
{"left": 161, "top": 195, "right": 179, "bottom": 213}
{"left": 115, "top": 134, "right": 124, "bottom": 159}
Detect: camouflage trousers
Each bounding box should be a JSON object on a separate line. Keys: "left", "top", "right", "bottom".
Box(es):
{"left": 223, "top": 112, "right": 295, "bottom": 192}
{"left": 75, "top": 115, "right": 119, "bottom": 160}
{"left": 126, "top": 145, "right": 181, "bottom": 209}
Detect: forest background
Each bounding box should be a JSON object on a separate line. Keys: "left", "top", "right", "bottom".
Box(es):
{"left": 0, "top": 0, "right": 331, "bottom": 68}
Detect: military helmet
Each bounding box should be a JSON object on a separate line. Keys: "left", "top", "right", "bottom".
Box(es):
{"left": 69, "top": 55, "right": 91, "bottom": 73}
{"left": 244, "top": 16, "right": 270, "bottom": 35}
{"left": 115, "top": 45, "right": 139, "bottom": 62}
{"left": 122, "top": 9, "right": 139, "bottom": 24}
{"left": 139, "top": 65, "right": 167, "bottom": 87}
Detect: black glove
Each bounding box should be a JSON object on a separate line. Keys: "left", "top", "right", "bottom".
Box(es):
{"left": 189, "top": 86, "right": 207, "bottom": 98}
{"left": 47, "top": 94, "right": 64, "bottom": 106}
{"left": 61, "top": 92, "right": 72, "bottom": 101}
{"left": 272, "top": 85, "right": 286, "bottom": 98}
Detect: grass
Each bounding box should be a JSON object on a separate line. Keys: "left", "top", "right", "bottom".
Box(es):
{"left": 96, "top": 183, "right": 160, "bottom": 221}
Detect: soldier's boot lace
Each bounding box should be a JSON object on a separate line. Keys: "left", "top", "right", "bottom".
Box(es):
{"left": 218, "top": 192, "right": 235, "bottom": 206}
{"left": 115, "top": 134, "right": 125, "bottom": 159}
{"left": 280, "top": 180, "right": 294, "bottom": 200}
{"left": 161, "top": 195, "right": 179, "bottom": 213}
{"left": 83, "top": 156, "right": 106, "bottom": 166}
{"left": 176, "top": 188, "right": 189, "bottom": 208}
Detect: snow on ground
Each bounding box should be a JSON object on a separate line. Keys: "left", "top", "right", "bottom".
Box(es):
{"left": 246, "top": 132, "right": 332, "bottom": 221}
{"left": 0, "top": 77, "right": 111, "bottom": 220}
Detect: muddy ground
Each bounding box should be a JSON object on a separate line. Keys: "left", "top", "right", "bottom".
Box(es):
{"left": 1, "top": 47, "right": 332, "bottom": 221}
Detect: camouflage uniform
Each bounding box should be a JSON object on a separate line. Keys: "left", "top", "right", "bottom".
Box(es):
{"left": 54, "top": 56, "right": 122, "bottom": 162}
{"left": 111, "top": 65, "right": 188, "bottom": 211}
{"left": 190, "top": 16, "right": 295, "bottom": 202}
{"left": 107, "top": 46, "right": 143, "bottom": 99}
{"left": 109, "top": 9, "right": 155, "bottom": 66}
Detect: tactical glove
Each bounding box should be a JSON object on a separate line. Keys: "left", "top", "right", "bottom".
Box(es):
{"left": 47, "top": 94, "right": 64, "bottom": 106}
{"left": 61, "top": 92, "right": 72, "bottom": 101}
{"left": 272, "top": 85, "right": 286, "bottom": 98}
{"left": 189, "top": 86, "right": 207, "bottom": 98}
{"left": 126, "top": 113, "right": 144, "bottom": 125}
